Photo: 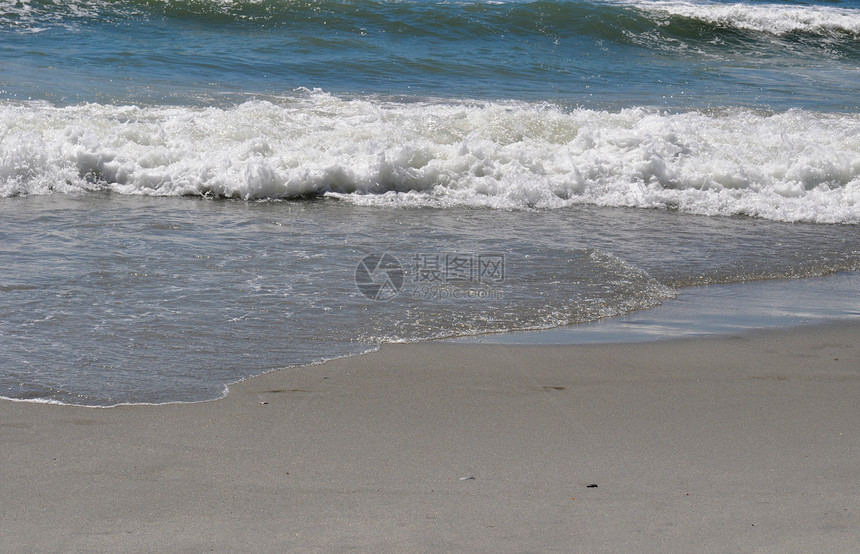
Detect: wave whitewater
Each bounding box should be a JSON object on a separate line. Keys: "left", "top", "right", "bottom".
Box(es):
{"left": 2, "top": 91, "right": 859, "bottom": 223}
{"left": 625, "top": 0, "right": 860, "bottom": 36}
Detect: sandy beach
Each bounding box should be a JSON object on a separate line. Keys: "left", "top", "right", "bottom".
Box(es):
{"left": 2, "top": 321, "right": 858, "bottom": 552}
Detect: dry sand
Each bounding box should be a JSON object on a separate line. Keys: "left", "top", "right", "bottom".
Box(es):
{"left": 2, "top": 321, "right": 859, "bottom": 552}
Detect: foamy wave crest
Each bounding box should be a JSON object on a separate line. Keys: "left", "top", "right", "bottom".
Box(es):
{"left": 625, "top": 0, "right": 860, "bottom": 35}
{"left": 2, "top": 91, "right": 859, "bottom": 223}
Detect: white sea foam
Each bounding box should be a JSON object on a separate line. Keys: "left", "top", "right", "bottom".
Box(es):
{"left": 0, "top": 0, "right": 107, "bottom": 33}
{"left": 623, "top": 0, "right": 860, "bottom": 35}
{"left": 2, "top": 91, "right": 859, "bottom": 223}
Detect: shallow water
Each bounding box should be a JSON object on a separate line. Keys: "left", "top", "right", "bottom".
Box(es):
{"left": 454, "top": 271, "right": 860, "bottom": 344}
{"left": 0, "top": 194, "right": 856, "bottom": 405}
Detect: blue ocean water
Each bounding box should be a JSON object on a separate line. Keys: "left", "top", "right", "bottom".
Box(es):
{"left": 1, "top": 0, "right": 859, "bottom": 405}
{"left": 3, "top": 0, "right": 860, "bottom": 110}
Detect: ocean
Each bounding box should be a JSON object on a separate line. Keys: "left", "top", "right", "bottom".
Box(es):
{"left": 1, "top": 0, "right": 858, "bottom": 406}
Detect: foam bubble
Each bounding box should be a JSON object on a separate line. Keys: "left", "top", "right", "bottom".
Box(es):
{"left": 2, "top": 91, "right": 859, "bottom": 223}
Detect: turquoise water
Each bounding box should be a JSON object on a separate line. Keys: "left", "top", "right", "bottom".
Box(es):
{"left": 1, "top": 0, "right": 858, "bottom": 405}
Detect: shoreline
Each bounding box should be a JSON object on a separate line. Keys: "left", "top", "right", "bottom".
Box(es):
{"left": 3, "top": 271, "right": 857, "bottom": 409}
{"left": 3, "top": 320, "right": 858, "bottom": 551}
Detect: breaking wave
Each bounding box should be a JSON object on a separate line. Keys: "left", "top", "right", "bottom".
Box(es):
{"left": 2, "top": 91, "right": 859, "bottom": 223}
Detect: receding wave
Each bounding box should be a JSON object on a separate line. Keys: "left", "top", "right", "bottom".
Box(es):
{"left": 2, "top": 91, "right": 859, "bottom": 223}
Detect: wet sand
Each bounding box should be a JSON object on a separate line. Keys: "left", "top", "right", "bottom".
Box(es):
{"left": 2, "top": 321, "right": 858, "bottom": 552}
